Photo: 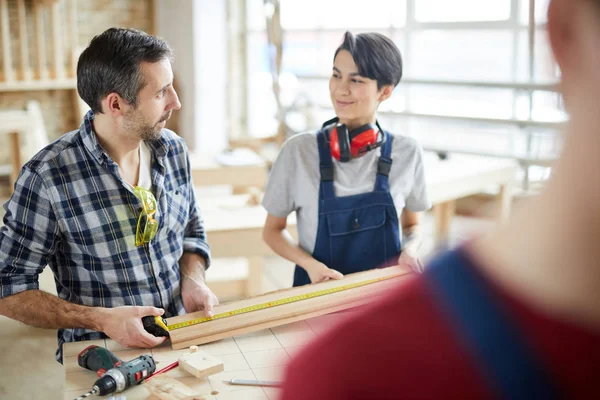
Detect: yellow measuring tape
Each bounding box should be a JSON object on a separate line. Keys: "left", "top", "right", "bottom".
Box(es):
{"left": 162, "top": 273, "right": 402, "bottom": 331}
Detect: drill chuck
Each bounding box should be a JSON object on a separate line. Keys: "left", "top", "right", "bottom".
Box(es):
{"left": 93, "top": 368, "right": 125, "bottom": 395}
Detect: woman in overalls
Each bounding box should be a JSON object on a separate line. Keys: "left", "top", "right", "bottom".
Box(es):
{"left": 262, "top": 31, "right": 431, "bottom": 286}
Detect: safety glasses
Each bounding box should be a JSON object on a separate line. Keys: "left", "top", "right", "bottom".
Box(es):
{"left": 133, "top": 186, "right": 158, "bottom": 246}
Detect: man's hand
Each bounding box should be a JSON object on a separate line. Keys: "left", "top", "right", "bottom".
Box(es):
{"left": 398, "top": 250, "right": 425, "bottom": 273}
{"left": 304, "top": 259, "right": 344, "bottom": 283}
{"left": 96, "top": 306, "right": 167, "bottom": 349}
{"left": 181, "top": 275, "right": 219, "bottom": 317}
{"left": 179, "top": 252, "right": 219, "bottom": 317}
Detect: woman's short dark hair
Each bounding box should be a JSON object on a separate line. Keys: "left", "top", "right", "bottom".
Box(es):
{"left": 334, "top": 31, "right": 403, "bottom": 90}
{"left": 77, "top": 28, "right": 172, "bottom": 113}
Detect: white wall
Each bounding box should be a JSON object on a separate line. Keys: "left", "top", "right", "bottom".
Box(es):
{"left": 156, "top": 0, "right": 228, "bottom": 153}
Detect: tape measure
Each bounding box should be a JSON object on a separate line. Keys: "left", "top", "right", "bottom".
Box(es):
{"left": 164, "top": 272, "right": 403, "bottom": 331}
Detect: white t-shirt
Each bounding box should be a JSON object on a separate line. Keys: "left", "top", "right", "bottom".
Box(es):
{"left": 262, "top": 131, "right": 431, "bottom": 254}
{"left": 138, "top": 141, "right": 153, "bottom": 190}
{"left": 121, "top": 141, "right": 152, "bottom": 191}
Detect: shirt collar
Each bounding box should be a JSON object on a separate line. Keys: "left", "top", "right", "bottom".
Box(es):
{"left": 80, "top": 110, "right": 171, "bottom": 164}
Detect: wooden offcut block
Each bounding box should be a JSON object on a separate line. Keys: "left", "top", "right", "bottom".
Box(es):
{"left": 178, "top": 346, "right": 224, "bottom": 379}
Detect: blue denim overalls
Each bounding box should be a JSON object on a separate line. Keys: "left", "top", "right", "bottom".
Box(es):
{"left": 292, "top": 129, "right": 402, "bottom": 286}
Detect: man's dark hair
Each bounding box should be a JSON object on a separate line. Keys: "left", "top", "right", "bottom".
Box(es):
{"left": 77, "top": 28, "right": 172, "bottom": 113}
{"left": 334, "top": 31, "right": 403, "bottom": 90}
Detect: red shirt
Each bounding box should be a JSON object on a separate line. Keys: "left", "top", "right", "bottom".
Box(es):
{"left": 280, "top": 248, "right": 600, "bottom": 399}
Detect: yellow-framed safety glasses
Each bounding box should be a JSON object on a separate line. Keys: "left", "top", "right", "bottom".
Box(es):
{"left": 133, "top": 186, "right": 158, "bottom": 246}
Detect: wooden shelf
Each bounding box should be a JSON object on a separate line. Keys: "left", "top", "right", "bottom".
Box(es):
{"left": 0, "top": 78, "right": 76, "bottom": 92}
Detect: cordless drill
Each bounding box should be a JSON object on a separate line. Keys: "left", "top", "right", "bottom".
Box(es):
{"left": 74, "top": 345, "right": 156, "bottom": 399}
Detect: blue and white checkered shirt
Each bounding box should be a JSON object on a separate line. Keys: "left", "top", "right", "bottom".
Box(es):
{"left": 0, "top": 111, "right": 211, "bottom": 362}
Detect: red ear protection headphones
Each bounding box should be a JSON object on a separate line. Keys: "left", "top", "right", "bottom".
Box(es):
{"left": 323, "top": 117, "right": 385, "bottom": 162}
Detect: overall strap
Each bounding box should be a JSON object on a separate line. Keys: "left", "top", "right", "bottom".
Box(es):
{"left": 375, "top": 132, "right": 393, "bottom": 192}
{"left": 317, "top": 131, "right": 335, "bottom": 200}
{"left": 426, "top": 252, "right": 558, "bottom": 400}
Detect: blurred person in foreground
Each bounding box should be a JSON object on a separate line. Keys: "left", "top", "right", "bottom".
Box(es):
{"left": 280, "top": 0, "right": 600, "bottom": 397}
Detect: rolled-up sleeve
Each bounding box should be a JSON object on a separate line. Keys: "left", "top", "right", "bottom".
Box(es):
{"left": 0, "top": 167, "right": 59, "bottom": 298}
{"left": 181, "top": 152, "right": 211, "bottom": 268}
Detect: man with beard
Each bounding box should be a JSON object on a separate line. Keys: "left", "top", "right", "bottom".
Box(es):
{"left": 0, "top": 28, "right": 218, "bottom": 363}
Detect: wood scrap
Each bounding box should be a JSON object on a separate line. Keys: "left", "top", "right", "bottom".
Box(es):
{"left": 178, "top": 346, "right": 224, "bottom": 378}
{"left": 167, "top": 266, "right": 412, "bottom": 349}
{"left": 145, "top": 375, "right": 206, "bottom": 400}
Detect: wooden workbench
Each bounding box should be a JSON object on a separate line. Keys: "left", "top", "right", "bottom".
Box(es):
{"left": 63, "top": 311, "right": 357, "bottom": 400}
{"left": 423, "top": 153, "right": 517, "bottom": 242}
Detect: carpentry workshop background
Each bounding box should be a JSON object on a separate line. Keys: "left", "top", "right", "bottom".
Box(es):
{"left": 0, "top": 0, "right": 563, "bottom": 399}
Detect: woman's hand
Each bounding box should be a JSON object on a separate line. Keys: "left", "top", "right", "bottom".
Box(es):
{"left": 397, "top": 250, "right": 425, "bottom": 273}
{"left": 303, "top": 259, "right": 344, "bottom": 283}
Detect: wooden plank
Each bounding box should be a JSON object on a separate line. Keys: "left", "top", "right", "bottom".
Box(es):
{"left": 33, "top": 1, "right": 49, "bottom": 80}
{"left": 171, "top": 296, "right": 374, "bottom": 351}
{"left": 0, "top": 0, "right": 13, "bottom": 82}
{"left": 17, "top": 0, "right": 32, "bottom": 81}
{"left": 167, "top": 266, "right": 412, "bottom": 349}
{"left": 50, "top": 1, "right": 65, "bottom": 79}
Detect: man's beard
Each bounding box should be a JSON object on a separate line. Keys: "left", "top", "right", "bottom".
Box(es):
{"left": 124, "top": 110, "right": 171, "bottom": 141}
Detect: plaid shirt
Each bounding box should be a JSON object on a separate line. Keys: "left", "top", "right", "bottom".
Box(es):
{"left": 0, "top": 111, "right": 211, "bottom": 362}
